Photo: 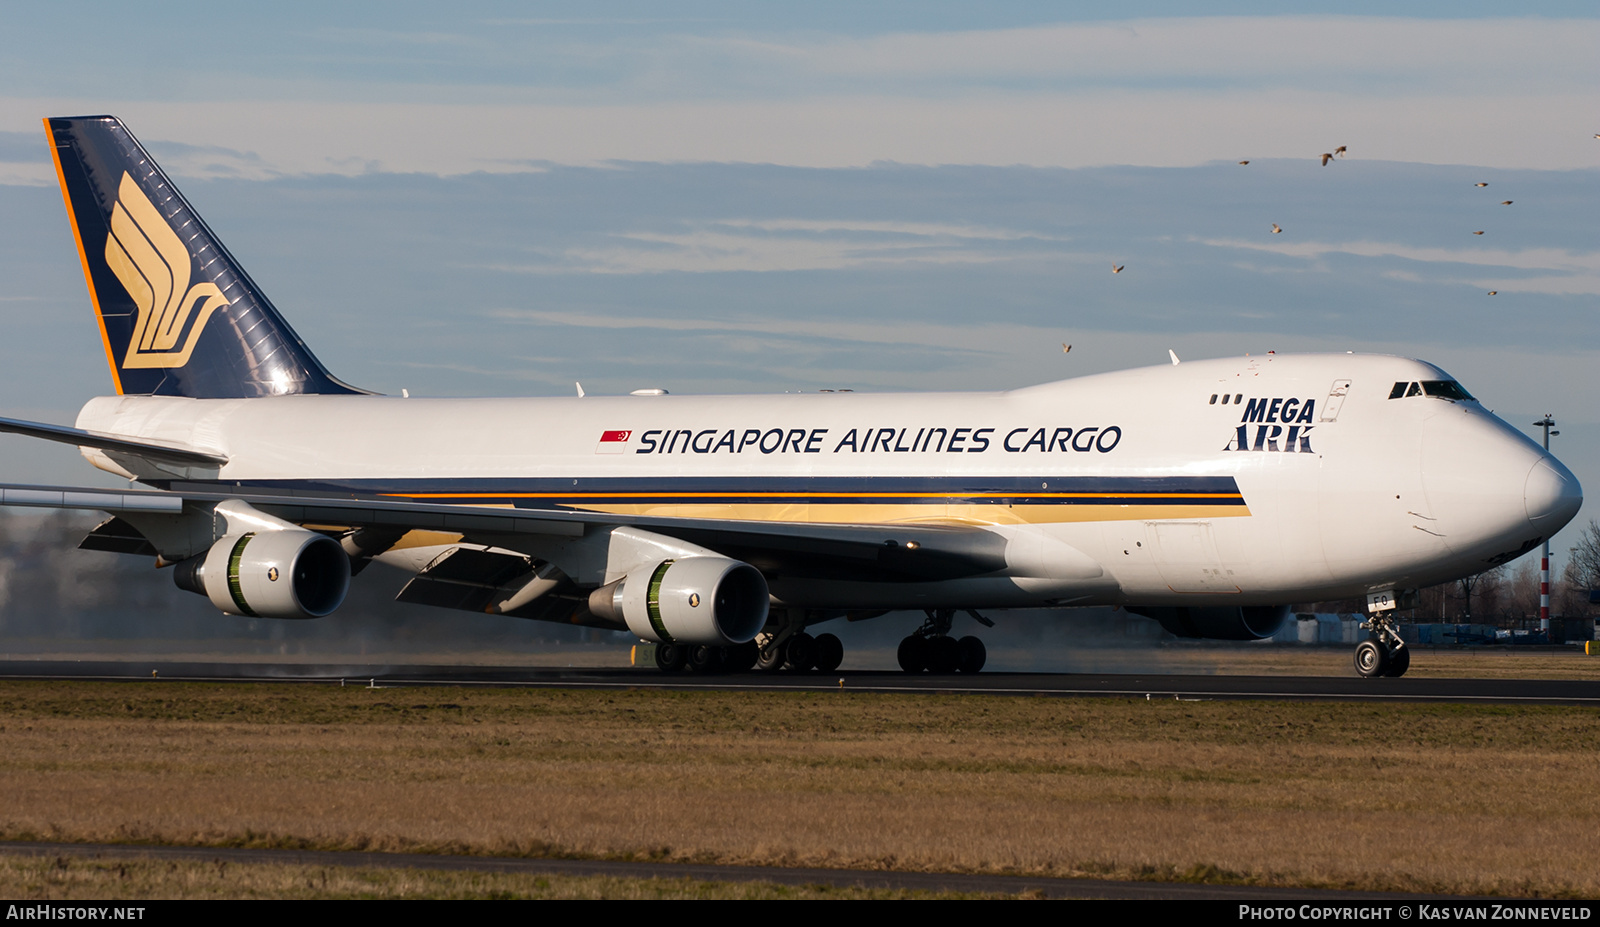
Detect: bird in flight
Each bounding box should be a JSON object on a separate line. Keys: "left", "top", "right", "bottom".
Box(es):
{"left": 1501, "top": 200, "right": 1513, "bottom": 205}
{"left": 1112, "top": 264, "right": 1124, "bottom": 274}
{"left": 1238, "top": 160, "right": 1249, "bottom": 165}
{"left": 1319, "top": 153, "right": 1334, "bottom": 166}
{"left": 1475, "top": 182, "right": 1489, "bottom": 187}
{"left": 1334, "top": 146, "right": 1347, "bottom": 157}
{"left": 1271, "top": 223, "right": 1283, "bottom": 234}
{"left": 1062, "top": 343, "right": 1072, "bottom": 354}
{"left": 1488, "top": 291, "right": 1498, "bottom": 296}
{"left": 1473, "top": 230, "right": 1485, "bottom": 235}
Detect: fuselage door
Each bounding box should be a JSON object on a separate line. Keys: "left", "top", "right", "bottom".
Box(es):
{"left": 1320, "top": 379, "right": 1352, "bottom": 422}
{"left": 1150, "top": 521, "right": 1240, "bottom": 594}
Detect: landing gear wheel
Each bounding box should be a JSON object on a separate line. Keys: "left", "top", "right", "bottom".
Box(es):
{"left": 756, "top": 641, "right": 787, "bottom": 672}
{"left": 687, "top": 645, "right": 725, "bottom": 674}
{"left": 897, "top": 635, "right": 929, "bottom": 673}
{"left": 956, "top": 636, "right": 987, "bottom": 674}
{"left": 1354, "top": 639, "right": 1389, "bottom": 678}
{"left": 724, "top": 641, "right": 760, "bottom": 673}
{"left": 654, "top": 643, "right": 687, "bottom": 673}
{"left": 927, "top": 635, "right": 962, "bottom": 674}
{"left": 813, "top": 633, "right": 844, "bottom": 673}
{"left": 785, "top": 632, "right": 818, "bottom": 672}
{"left": 1382, "top": 645, "right": 1410, "bottom": 678}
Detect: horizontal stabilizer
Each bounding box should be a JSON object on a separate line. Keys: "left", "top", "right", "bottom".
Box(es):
{"left": 0, "top": 415, "right": 227, "bottom": 467}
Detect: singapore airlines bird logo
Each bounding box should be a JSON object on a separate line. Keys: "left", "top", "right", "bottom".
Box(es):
{"left": 103, "top": 172, "right": 230, "bottom": 369}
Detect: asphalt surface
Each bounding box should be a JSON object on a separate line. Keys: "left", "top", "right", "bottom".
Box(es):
{"left": 2, "top": 659, "right": 1597, "bottom": 703}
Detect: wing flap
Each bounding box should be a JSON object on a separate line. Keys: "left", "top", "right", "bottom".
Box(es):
{"left": 78, "top": 516, "right": 159, "bottom": 556}
{"left": 395, "top": 548, "right": 536, "bottom": 612}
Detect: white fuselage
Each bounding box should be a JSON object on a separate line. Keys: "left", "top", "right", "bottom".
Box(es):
{"left": 75, "top": 353, "right": 1581, "bottom": 610}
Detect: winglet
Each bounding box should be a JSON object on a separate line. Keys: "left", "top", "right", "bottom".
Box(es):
{"left": 1169, "top": 349, "right": 1181, "bottom": 365}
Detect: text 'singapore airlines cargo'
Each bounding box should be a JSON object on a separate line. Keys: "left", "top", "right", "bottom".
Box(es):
{"left": 0, "top": 115, "right": 1581, "bottom": 678}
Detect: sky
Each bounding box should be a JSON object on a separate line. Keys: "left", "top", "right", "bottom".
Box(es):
{"left": 0, "top": 3, "right": 1597, "bottom": 573}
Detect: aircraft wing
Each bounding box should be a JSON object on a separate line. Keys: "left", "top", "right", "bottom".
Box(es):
{"left": 0, "top": 481, "right": 1008, "bottom": 581}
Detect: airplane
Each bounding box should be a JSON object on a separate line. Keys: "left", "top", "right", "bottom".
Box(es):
{"left": 0, "top": 115, "right": 1583, "bottom": 679}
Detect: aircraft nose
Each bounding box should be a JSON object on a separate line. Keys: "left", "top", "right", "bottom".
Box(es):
{"left": 1525, "top": 457, "right": 1582, "bottom": 529}
{"left": 1419, "top": 408, "right": 1578, "bottom": 554}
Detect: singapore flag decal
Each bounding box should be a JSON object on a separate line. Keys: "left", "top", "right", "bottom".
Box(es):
{"left": 595, "top": 430, "right": 632, "bottom": 454}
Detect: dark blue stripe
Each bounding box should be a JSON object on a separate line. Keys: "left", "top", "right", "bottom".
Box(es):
{"left": 160, "top": 475, "right": 1246, "bottom": 508}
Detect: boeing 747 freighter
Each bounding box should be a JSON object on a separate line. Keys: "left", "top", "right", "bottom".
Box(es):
{"left": 0, "top": 116, "right": 1581, "bottom": 677}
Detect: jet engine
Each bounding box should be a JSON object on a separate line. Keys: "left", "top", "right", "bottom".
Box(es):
{"left": 174, "top": 530, "right": 350, "bottom": 619}
{"left": 589, "top": 557, "right": 768, "bottom": 645}
{"left": 1130, "top": 605, "right": 1290, "bottom": 641}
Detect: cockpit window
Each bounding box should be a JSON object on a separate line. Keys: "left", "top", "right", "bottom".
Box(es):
{"left": 1421, "top": 380, "right": 1474, "bottom": 401}
{"left": 1389, "top": 380, "right": 1476, "bottom": 401}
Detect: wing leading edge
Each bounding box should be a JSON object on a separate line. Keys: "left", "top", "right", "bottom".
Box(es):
{"left": 0, "top": 481, "right": 1011, "bottom": 583}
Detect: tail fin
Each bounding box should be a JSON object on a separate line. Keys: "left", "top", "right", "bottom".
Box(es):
{"left": 45, "top": 115, "right": 367, "bottom": 398}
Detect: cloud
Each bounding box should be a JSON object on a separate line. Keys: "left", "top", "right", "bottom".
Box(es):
{"left": 725, "top": 18, "right": 1600, "bottom": 92}
{"left": 3, "top": 17, "right": 1597, "bottom": 175}
{"left": 486, "top": 307, "right": 1037, "bottom": 354}
{"left": 488, "top": 217, "right": 1066, "bottom": 274}
{"left": 1197, "top": 236, "right": 1600, "bottom": 295}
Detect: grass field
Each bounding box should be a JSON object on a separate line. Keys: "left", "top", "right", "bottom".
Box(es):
{"left": 2, "top": 676, "right": 1598, "bottom": 899}
{"left": 0, "top": 853, "right": 1001, "bottom": 900}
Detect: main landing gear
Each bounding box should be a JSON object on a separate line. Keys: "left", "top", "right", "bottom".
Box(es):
{"left": 897, "top": 609, "right": 988, "bottom": 674}
{"left": 755, "top": 630, "right": 845, "bottom": 673}
{"left": 648, "top": 606, "right": 995, "bottom": 676}
{"left": 1354, "top": 608, "right": 1410, "bottom": 678}
{"left": 653, "top": 640, "right": 760, "bottom": 674}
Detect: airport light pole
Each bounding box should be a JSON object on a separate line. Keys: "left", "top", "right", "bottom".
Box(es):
{"left": 1534, "top": 415, "right": 1559, "bottom": 633}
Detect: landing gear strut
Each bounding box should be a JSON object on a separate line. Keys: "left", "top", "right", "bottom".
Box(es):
{"left": 752, "top": 610, "right": 846, "bottom": 673}
{"left": 1355, "top": 608, "right": 1410, "bottom": 678}
{"left": 898, "top": 609, "right": 988, "bottom": 674}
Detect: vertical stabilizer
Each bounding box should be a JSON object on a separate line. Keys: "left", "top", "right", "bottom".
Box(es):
{"left": 45, "top": 115, "right": 366, "bottom": 398}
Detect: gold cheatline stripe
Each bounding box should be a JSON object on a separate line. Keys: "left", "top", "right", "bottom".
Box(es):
{"left": 565, "top": 502, "right": 1251, "bottom": 525}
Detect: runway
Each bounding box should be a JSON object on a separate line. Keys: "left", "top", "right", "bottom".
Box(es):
{"left": 2, "top": 660, "right": 1597, "bottom": 704}
{"left": 0, "top": 841, "right": 1472, "bottom": 900}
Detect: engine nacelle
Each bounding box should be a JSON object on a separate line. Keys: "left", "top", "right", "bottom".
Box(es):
{"left": 591, "top": 557, "right": 768, "bottom": 645}
{"left": 1130, "top": 604, "right": 1291, "bottom": 641}
{"left": 175, "top": 530, "right": 350, "bottom": 619}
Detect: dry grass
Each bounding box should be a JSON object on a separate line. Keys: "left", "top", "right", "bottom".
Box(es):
{"left": 0, "top": 852, "right": 983, "bottom": 899}
{"left": 0, "top": 681, "right": 1597, "bottom": 897}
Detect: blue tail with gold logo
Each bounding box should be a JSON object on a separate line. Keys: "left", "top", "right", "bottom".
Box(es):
{"left": 45, "top": 115, "right": 367, "bottom": 398}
